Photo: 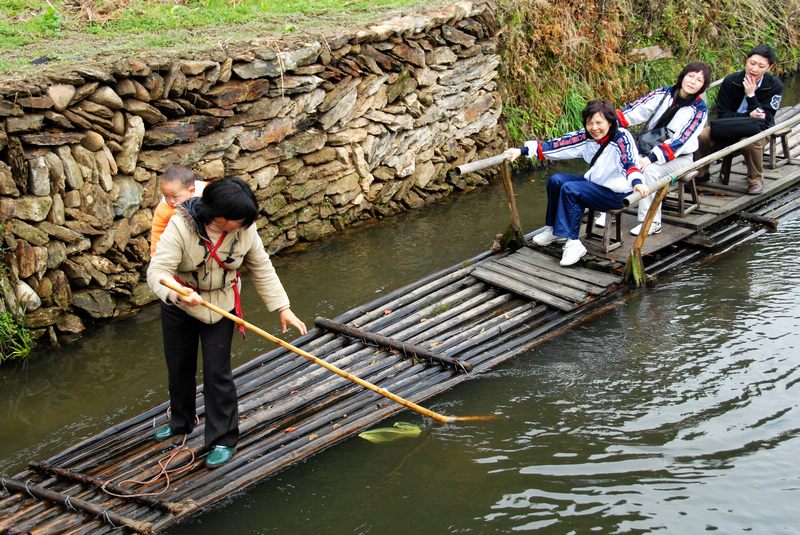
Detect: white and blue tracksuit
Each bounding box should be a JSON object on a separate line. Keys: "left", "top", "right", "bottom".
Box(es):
{"left": 616, "top": 86, "right": 707, "bottom": 164}
{"left": 617, "top": 86, "right": 707, "bottom": 223}
{"left": 522, "top": 128, "right": 643, "bottom": 240}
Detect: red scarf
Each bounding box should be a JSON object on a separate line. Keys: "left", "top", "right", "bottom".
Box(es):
{"left": 174, "top": 231, "right": 246, "bottom": 339}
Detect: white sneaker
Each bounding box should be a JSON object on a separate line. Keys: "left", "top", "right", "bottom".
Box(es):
{"left": 630, "top": 221, "right": 662, "bottom": 236}
{"left": 594, "top": 212, "right": 606, "bottom": 227}
{"left": 533, "top": 226, "right": 565, "bottom": 246}
{"left": 593, "top": 213, "right": 616, "bottom": 227}
{"left": 560, "top": 239, "right": 587, "bottom": 266}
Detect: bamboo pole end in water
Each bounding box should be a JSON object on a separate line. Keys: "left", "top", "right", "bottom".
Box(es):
{"left": 444, "top": 414, "right": 505, "bottom": 423}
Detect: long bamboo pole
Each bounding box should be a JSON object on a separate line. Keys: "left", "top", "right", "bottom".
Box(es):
{"left": 455, "top": 154, "right": 506, "bottom": 175}
{"left": 159, "top": 279, "right": 497, "bottom": 423}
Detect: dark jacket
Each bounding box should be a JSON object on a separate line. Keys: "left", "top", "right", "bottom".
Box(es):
{"left": 715, "top": 70, "right": 783, "bottom": 127}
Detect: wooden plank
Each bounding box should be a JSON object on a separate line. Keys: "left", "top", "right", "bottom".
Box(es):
{"left": 690, "top": 165, "right": 800, "bottom": 224}
{"left": 693, "top": 191, "right": 737, "bottom": 207}
{"left": 494, "top": 255, "right": 607, "bottom": 294}
{"left": 480, "top": 261, "right": 589, "bottom": 302}
{"left": 471, "top": 267, "right": 576, "bottom": 311}
{"left": 515, "top": 247, "right": 621, "bottom": 286}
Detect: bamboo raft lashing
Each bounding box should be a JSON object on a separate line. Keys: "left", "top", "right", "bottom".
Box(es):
{"left": 1, "top": 106, "right": 800, "bottom": 533}
{"left": 314, "top": 317, "right": 474, "bottom": 372}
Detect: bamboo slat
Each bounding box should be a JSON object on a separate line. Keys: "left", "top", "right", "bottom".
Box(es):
{"left": 478, "top": 260, "right": 590, "bottom": 302}
{"left": 514, "top": 247, "right": 621, "bottom": 286}
{"left": 471, "top": 267, "right": 576, "bottom": 311}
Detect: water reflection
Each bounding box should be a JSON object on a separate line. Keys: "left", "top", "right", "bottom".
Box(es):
{"left": 473, "top": 221, "right": 800, "bottom": 534}
{"left": 171, "top": 220, "right": 800, "bottom": 534}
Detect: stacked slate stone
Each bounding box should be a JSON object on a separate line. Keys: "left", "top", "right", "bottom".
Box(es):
{"left": 0, "top": 1, "right": 504, "bottom": 344}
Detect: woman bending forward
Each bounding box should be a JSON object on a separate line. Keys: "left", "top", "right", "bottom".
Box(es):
{"left": 147, "top": 177, "right": 307, "bottom": 468}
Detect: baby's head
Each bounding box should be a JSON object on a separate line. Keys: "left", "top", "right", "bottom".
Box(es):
{"left": 160, "top": 165, "right": 196, "bottom": 208}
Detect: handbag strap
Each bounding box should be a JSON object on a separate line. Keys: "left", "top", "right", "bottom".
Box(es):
{"left": 204, "top": 231, "right": 247, "bottom": 340}
{"left": 645, "top": 90, "right": 671, "bottom": 129}
{"left": 654, "top": 101, "right": 683, "bottom": 130}
{"left": 588, "top": 136, "right": 613, "bottom": 169}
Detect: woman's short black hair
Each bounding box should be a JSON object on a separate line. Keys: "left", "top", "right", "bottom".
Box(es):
{"left": 748, "top": 44, "right": 777, "bottom": 65}
{"left": 195, "top": 177, "right": 259, "bottom": 228}
{"left": 582, "top": 99, "right": 618, "bottom": 137}
{"left": 675, "top": 61, "right": 712, "bottom": 96}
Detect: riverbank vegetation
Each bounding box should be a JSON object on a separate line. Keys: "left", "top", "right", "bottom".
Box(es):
{"left": 0, "top": 311, "right": 34, "bottom": 362}
{"left": 0, "top": 225, "right": 34, "bottom": 362}
{"left": 3, "top": 1, "right": 798, "bottom": 136}
{"left": 0, "top": 0, "right": 440, "bottom": 75}
{"left": 499, "top": 0, "right": 800, "bottom": 142}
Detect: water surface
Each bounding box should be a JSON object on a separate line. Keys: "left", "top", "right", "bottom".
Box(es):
{"left": 2, "top": 80, "right": 799, "bottom": 534}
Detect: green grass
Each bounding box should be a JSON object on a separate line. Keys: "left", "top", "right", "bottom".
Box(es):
{"left": 0, "top": 0, "right": 438, "bottom": 76}
{"left": 0, "top": 2, "right": 61, "bottom": 47}
{"left": 552, "top": 83, "right": 589, "bottom": 137}
{"left": 0, "top": 311, "right": 34, "bottom": 363}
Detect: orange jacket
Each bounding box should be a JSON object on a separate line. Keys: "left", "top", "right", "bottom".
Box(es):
{"left": 150, "top": 201, "right": 175, "bottom": 256}
{"left": 149, "top": 180, "right": 206, "bottom": 256}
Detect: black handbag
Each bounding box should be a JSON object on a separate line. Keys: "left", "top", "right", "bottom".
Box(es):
{"left": 637, "top": 126, "right": 671, "bottom": 153}
{"left": 635, "top": 90, "right": 675, "bottom": 153}
{"left": 709, "top": 116, "right": 768, "bottom": 140}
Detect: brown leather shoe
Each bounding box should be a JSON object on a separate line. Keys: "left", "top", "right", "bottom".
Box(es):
{"left": 747, "top": 182, "right": 764, "bottom": 195}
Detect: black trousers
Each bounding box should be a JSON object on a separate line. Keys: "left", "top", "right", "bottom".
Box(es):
{"left": 160, "top": 302, "right": 239, "bottom": 449}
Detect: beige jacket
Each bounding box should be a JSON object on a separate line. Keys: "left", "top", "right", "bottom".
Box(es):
{"left": 146, "top": 205, "right": 290, "bottom": 324}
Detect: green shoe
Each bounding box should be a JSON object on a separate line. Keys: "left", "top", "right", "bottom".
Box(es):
{"left": 154, "top": 425, "right": 175, "bottom": 442}
{"left": 205, "top": 445, "right": 235, "bottom": 468}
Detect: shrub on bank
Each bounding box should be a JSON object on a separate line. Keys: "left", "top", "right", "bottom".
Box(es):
{"left": 498, "top": 0, "right": 800, "bottom": 143}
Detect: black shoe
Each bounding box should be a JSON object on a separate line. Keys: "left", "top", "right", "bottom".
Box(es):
{"left": 695, "top": 173, "right": 711, "bottom": 183}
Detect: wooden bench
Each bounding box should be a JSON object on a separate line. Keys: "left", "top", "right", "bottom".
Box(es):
{"left": 719, "top": 127, "right": 793, "bottom": 185}
{"left": 585, "top": 208, "right": 623, "bottom": 252}
{"left": 768, "top": 126, "right": 793, "bottom": 169}
{"left": 662, "top": 170, "right": 700, "bottom": 218}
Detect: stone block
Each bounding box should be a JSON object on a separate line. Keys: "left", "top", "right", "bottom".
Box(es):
{"left": 14, "top": 195, "right": 53, "bottom": 223}
{"left": 72, "top": 289, "right": 115, "bottom": 318}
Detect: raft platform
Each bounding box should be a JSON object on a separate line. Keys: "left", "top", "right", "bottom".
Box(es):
{"left": 2, "top": 107, "right": 800, "bottom": 533}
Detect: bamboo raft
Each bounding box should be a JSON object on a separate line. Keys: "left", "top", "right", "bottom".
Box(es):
{"left": 2, "top": 106, "right": 800, "bottom": 533}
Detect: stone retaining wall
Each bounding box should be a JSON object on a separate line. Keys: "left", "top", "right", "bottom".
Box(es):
{"left": 0, "top": 1, "right": 503, "bottom": 345}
